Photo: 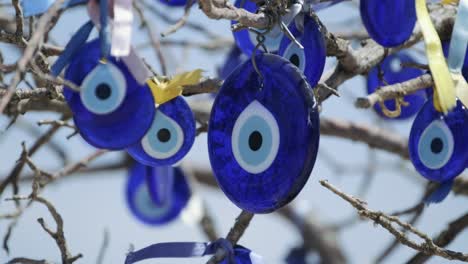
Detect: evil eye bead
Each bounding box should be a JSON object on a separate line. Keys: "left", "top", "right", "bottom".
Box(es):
{"left": 126, "top": 162, "right": 191, "bottom": 225}
{"left": 64, "top": 39, "right": 155, "bottom": 150}
{"left": 367, "top": 52, "right": 426, "bottom": 119}
{"left": 232, "top": 0, "right": 282, "bottom": 56}
{"left": 208, "top": 53, "right": 320, "bottom": 213}
{"left": 360, "top": 0, "right": 416, "bottom": 47}
{"left": 409, "top": 99, "right": 468, "bottom": 182}
{"left": 80, "top": 63, "right": 125, "bottom": 114}
{"left": 127, "top": 96, "right": 196, "bottom": 166}
{"left": 279, "top": 16, "right": 327, "bottom": 88}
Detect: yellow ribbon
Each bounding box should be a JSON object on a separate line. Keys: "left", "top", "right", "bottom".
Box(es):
{"left": 442, "top": 0, "right": 459, "bottom": 4}
{"left": 147, "top": 69, "right": 203, "bottom": 105}
{"left": 416, "top": 0, "right": 456, "bottom": 113}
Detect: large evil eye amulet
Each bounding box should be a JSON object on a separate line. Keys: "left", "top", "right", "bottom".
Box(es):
{"left": 127, "top": 96, "right": 196, "bottom": 166}
{"left": 279, "top": 15, "right": 327, "bottom": 88}
{"left": 126, "top": 162, "right": 191, "bottom": 225}
{"left": 360, "top": 0, "right": 416, "bottom": 47}
{"left": 409, "top": 98, "right": 468, "bottom": 183}
{"left": 367, "top": 52, "right": 426, "bottom": 119}
{"left": 208, "top": 53, "right": 320, "bottom": 213}
{"left": 63, "top": 39, "right": 155, "bottom": 150}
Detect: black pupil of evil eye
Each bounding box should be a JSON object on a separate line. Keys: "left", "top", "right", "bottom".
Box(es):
{"left": 289, "top": 54, "right": 300, "bottom": 67}
{"left": 157, "top": 128, "right": 171, "bottom": 143}
{"left": 95, "top": 83, "right": 112, "bottom": 100}
{"left": 430, "top": 137, "right": 443, "bottom": 154}
{"left": 248, "top": 131, "right": 263, "bottom": 151}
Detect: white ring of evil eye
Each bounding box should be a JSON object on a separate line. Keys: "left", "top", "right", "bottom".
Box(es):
{"left": 141, "top": 110, "right": 184, "bottom": 160}
{"left": 231, "top": 100, "right": 280, "bottom": 174}
{"left": 417, "top": 119, "right": 454, "bottom": 170}
{"left": 80, "top": 63, "right": 126, "bottom": 115}
{"left": 282, "top": 41, "right": 306, "bottom": 72}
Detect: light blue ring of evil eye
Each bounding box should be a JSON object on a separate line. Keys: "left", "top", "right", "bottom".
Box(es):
{"left": 237, "top": 116, "right": 273, "bottom": 166}
{"left": 80, "top": 63, "right": 126, "bottom": 115}
{"left": 417, "top": 120, "right": 454, "bottom": 170}
{"left": 141, "top": 111, "right": 184, "bottom": 159}
{"left": 135, "top": 183, "right": 171, "bottom": 219}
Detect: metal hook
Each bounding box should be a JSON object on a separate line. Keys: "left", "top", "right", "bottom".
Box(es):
{"left": 249, "top": 28, "right": 270, "bottom": 84}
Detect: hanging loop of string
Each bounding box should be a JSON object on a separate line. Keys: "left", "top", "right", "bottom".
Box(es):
{"left": 378, "top": 97, "right": 409, "bottom": 118}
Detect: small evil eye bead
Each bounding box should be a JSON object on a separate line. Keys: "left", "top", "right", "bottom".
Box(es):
{"left": 208, "top": 53, "right": 320, "bottom": 213}
{"left": 279, "top": 15, "right": 327, "bottom": 88}
{"left": 409, "top": 99, "right": 468, "bottom": 183}
{"left": 127, "top": 96, "right": 196, "bottom": 166}
{"left": 63, "top": 38, "right": 155, "bottom": 150}
{"left": 232, "top": 0, "right": 283, "bottom": 56}
{"left": 360, "top": 0, "right": 416, "bottom": 47}
{"left": 126, "top": 162, "right": 191, "bottom": 225}
{"left": 367, "top": 52, "right": 426, "bottom": 119}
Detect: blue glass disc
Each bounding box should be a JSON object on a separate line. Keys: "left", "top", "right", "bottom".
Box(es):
{"left": 127, "top": 96, "right": 196, "bottom": 166}
{"left": 367, "top": 52, "right": 426, "bottom": 119}
{"left": 232, "top": 0, "right": 283, "bottom": 56}
{"left": 208, "top": 53, "right": 320, "bottom": 213}
{"left": 360, "top": 0, "right": 416, "bottom": 47}
{"left": 126, "top": 161, "right": 191, "bottom": 225}
{"left": 63, "top": 39, "right": 155, "bottom": 150}
{"left": 409, "top": 98, "right": 468, "bottom": 183}
{"left": 279, "top": 15, "right": 326, "bottom": 88}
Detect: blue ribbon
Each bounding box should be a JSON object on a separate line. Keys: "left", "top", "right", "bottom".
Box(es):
{"left": 99, "top": 0, "right": 111, "bottom": 59}
{"left": 20, "top": 0, "right": 88, "bottom": 17}
{"left": 125, "top": 238, "right": 241, "bottom": 264}
{"left": 51, "top": 20, "right": 94, "bottom": 77}
{"left": 448, "top": 0, "right": 468, "bottom": 73}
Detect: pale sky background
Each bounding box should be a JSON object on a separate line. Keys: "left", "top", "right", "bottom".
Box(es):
{"left": 0, "top": 1, "right": 467, "bottom": 264}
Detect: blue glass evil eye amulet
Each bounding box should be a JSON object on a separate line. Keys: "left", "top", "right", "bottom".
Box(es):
{"left": 126, "top": 162, "right": 191, "bottom": 225}
{"left": 367, "top": 52, "right": 426, "bottom": 119}
{"left": 409, "top": 99, "right": 468, "bottom": 184}
{"left": 63, "top": 39, "right": 155, "bottom": 150}
{"left": 127, "top": 96, "right": 196, "bottom": 166}
{"left": 360, "top": 0, "right": 416, "bottom": 47}
{"left": 208, "top": 53, "right": 320, "bottom": 213}
{"left": 232, "top": 0, "right": 283, "bottom": 56}
{"left": 279, "top": 15, "right": 327, "bottom": 88}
